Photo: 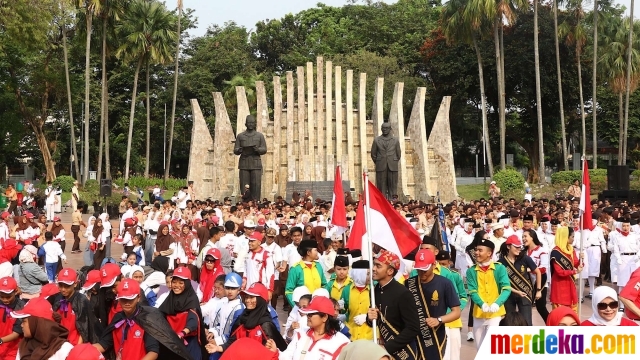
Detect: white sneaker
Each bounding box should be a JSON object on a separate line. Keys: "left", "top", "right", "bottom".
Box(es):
{"left": 467, "top": 332, "right": 474, "bottom": 341}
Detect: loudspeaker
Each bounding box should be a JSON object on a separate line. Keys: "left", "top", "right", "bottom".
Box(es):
{"left": 599, "top": 190, "right": 639, "bottom": 204}
{"left": 100, "top": 179, "right": 112, "bottom": 197}
{"left": 607, "top": 165, "right": 630, "bottom": 190}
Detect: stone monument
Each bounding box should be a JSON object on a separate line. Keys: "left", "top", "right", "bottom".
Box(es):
{"left": 233, "top": 115, "right": 267, "bottom": 201}
{"left": 371, "top": 122, "right": 401, "bottom": 199}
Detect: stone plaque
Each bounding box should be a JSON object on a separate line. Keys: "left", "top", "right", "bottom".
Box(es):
{"left": 285, "top": 181, "right": 351, "bottom": 203}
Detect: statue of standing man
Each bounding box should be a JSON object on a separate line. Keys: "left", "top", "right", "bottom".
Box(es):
{"left": 371, "top": 122, "right": 401, "bottom": 200}
{"left": 234, "top": 115, "right": 267, "bottom": 201}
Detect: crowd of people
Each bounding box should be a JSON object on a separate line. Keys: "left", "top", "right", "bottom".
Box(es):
{"left": 0, "top": 180, "right": 639, "bottom": 360}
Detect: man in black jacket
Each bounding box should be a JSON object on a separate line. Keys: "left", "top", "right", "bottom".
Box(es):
{"left": 367, "top": 249, "right": 420, "bottom": 360}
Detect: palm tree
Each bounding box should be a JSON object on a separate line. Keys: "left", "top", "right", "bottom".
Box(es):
{"left": 534, "top": 0, "right": 545, "bottom": 183}
{"left": 442, "top": 0, "right": 495, "bottom": 177}
{"left": 117, "top": 0, "right": 176, "bottom": 181}
{"left": 623, "top": 1, "right": 636, "bottom": 165}
{"left": 592, "top": 0, "right": 599, "bottom": 167}
{"left": 164, "top": 0, "right": 182, "bottom": 183}
{"left": 554, "top": 0, "right": 569, "bottom": 170}
{"left": 59, "top": 1, "right": 80, "bottom": 178}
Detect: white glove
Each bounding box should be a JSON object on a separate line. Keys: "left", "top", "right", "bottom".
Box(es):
{"left": 489, "top": 303, "right": 500, "bottom": 313}
{"left": 337, "top": 299, "right": 345, "bottom": 310}
{"left": 337, "top": 314, "right": 347, "bottom": 323}
{"left": 353, "top": 314, "right": 367, "bottom": 326}
{"left": 482, "top": 303, "right": 490, "bottom": 313}
{"left": 618, "top": 258, "right": 623, "bottom": 265}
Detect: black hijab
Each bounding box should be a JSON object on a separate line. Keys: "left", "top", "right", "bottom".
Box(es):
{"left": 151, "top": 255, "right": 170, "bottom": 274}
{"left": 238, "top": 297, "right": 273, "bottom": 330}
{"left": 158, "top": 276, "right": 199, "bottom": 315}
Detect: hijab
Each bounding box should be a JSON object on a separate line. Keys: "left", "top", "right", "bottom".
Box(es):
{"left": 546, "top": 306, "right": 580, "bottom": 326}
{"left": 49, "top": 222, "right": 63, "bottom": 237}
{"left": 127, "top": 265, "right": 145, "bottom": 279}
{"left": 16, "top": 216, "right": 27, "bottom": 231}
{"left": 92, "top": 219, "right": 104, "bottom": 239}
{"left": 554, "top": 227, "right": 573, "bottom": 254}
{"left": 150, "top": 255, "right": 170, "bottom": 274}
{"left": 587, "top": 286, "right": 623, "bottom": 326}
{"left": 337, "top": 340, "right": 392, "bottom": 360}
{"left": 199, "top": 256, "right": 224, "bottom": 302}
{"left": 311, "top": 226, "right": 326, "bottom": 252}
{"left": 18, "top": 316, "right": 69, "bottom": 360}
{"left": 237, "top": 296, "right": 273, "bottom": 330}
{"left": 19, "top": 249, "right": 35, "bottom": 263}
{"left": 179, "top": 224, "right": 194, "bottom": 253}
{"left": 158, "top": 275, "right": 200, "bottom": 315}
{"left": 302, "top": 224, "right": 313, "bottom": 241}
{"left": 155, "top": 224, "right": 172, "bottom": 252}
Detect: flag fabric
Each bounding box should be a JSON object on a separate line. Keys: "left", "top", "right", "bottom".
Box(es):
{"left": 438, "top": 206, "right": 449, "bottom": 252}
{"left": 579, "top": 158, "right": 594, "bottom": 231}
{"left": 328, "top": 166, "right": 348, "bottom": 237}
{"left": 347, "top": 180, "right": 422, "bottom": 260}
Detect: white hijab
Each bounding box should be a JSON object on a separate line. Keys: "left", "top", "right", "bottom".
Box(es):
{"left": 587, "top": 286, "right": 623, "bottom": 326}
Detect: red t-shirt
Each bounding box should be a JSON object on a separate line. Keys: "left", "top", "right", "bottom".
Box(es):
{"left": 620, "top": 268, "right": 640, "bottom": 320}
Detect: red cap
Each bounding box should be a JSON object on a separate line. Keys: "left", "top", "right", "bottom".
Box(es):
{"left": 242, "top": 282, "right": 268, "bottom": 301}
{"left": 211, "top": 216, "right": 220, "bottom": 224}
{"left": 82, "top": 270, "right": 101, "bottom": 291}
{"left": 160, "top": 221, "right": 169, "bottom": 225}
{"left": 257, "top": 218, "right": 266, "bottom": 226}
{"left": 248, "top": 232, "right": 263, "bottom": 243}
{"left": 124, "top": 218, "right": 136, "bottom": 227}
{"left": 11, "top": 297, "right": 54, "bottom": 321}
{"left": 53, "top": 216, "right": 61, "bottom": 222}
{"left": 414, "top": 249, "right": 436, "bottom": 271}
{"left": 66, "top": 343, "right": 105, "bottom": 360}
{"left": 206, "top": 248, "right": 221, "bottom": 259}
{"left": 24, "top": 212, "right": 34, "bottom": 219}
{"left": 0, "top": 212, "right": 10, "bottom": 220}
{"left": 116, "top": 278, "right": 140, "bottom": 300}
{"left": 0, "top": 277, "right": 17, "bottom": 294}
{"left": 193, "top": 218, "right": 202, "bottom": 224}
{"left": 100, "top": 263, "right": 121, "bottom": 288}
{"left": 505, "top": 235, "right": 522, "bottom": 247}
{"left": 173, "top": 266, "right": 191, "bottom": 280}
{"left": 57, "top": 268, "right": 77, "bottom": 285}
{"left": 40, "top": 283, "right": 60, "bottom": 299}
{"left": 299, "top": 296, "right": 335, "bottom": 316}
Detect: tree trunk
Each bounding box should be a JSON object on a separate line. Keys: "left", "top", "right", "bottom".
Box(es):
{"left": 494, "top": 19, "right": 506, "bottom": 170}
{"left": 62, "top": 25, "right": 80, "bottom": 179}
{"left": 592, "top": 0, "right": 599, "bottom": 168}
{"left": 623, "top": 0, "right": 634, "bottom": 165}
{"left": 145, "top": 59, "right": 151, "bottom": 177}
{"left": 124, "top": 58, "right": 143, "bottom": 181}
{"left": 534, "top": 0, "right": 545, "bottom": 184}
{"left": 618, "top": 92, "right": 624, "bottom": 165}
{"left": 473, "top": 36, "right": 494, "bottom": 177}
{"left": 97, "top": 19, "right": 107, "bottom": 181}
{"left": 83, "top": 12, "right": 93, "bottom": 185}
{"left": 165, "top": 5, "right": 182, "bottom": 182}
{"left": 32, "top": 123, "right": 57, "bottom": 182}
{"left": 578, "top": 47, "right": 587, "bottom": 157}
{"left": 554, "top": 0, "right": 568, "bottom": 171}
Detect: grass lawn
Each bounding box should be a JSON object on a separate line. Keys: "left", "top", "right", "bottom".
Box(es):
{"left": 457, "top": 184, "right": 490, "bottom": 201}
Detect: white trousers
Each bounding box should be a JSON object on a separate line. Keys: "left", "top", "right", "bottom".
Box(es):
{"left": 472, "top": 316, "right": 503, "bottom": 350}
{"left": 46, "top": 203, "right": 55, "bottom": 221}
{"left": 444, "top": 327, "right": 461, "bottom": 360}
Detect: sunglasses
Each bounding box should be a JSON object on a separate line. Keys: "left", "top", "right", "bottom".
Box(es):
{"left": 204, "top": 258, "right": 215, "bottom": 263}
{"left": 597, "top": 301, "right": 618, "bottom": 310}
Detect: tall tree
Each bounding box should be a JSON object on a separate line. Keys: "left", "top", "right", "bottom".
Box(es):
{"left": 554, "top": 0, "right": 569, "bottom": 170}
{"left": 164, "top": 0, "right": 182, "bottom": 182}
{"left": 59, "top": 0, "right": 80, "bottom": 179}
{"left": 623, "top": 1, "right": 636, "bottom": 164}
{"left": 592, "top": 0, "right": 599, "bottom": 166}
{"left": 534, "top": 0, "right": 545, "bottom": 183}
{"left": 117, "top": 0, "right": 176, "bottom": 180}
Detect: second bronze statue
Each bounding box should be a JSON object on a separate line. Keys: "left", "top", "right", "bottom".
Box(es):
{"left": 371, "top": 122, "right": 401, "bottom": 200}
{"left": 234, "top": 115, "right": 267, "bottom": 201}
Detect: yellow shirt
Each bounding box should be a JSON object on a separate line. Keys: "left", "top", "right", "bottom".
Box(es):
{"left": 300, "top": 262, "right": 322, "bottom": 294}
{"left": 328, "top": 276, "right": 352, "bottom": 302}
{"left": 346, "top": 285, "right": 373, "bottom": 341}
{"left": 471, "top": 263, "right": 507, "bottom": 319}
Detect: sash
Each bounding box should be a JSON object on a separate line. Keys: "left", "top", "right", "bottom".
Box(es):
{"left": 550, "top": 249, "right": 574, "bottom": 277}
{"left": 503, "top": 258, "right": 533, "bottom": 303}
{"left": 406, "top": 277, "right": 445, "bottom": 360}
{"left": 378, "top": 312, "right": 417, "bottom": 360}
{"left": 466, "top": 246, "right": 477, "bottom": 266}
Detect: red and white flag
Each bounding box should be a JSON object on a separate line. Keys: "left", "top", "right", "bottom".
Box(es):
{"left": 347, "top": 179, "right": 422, "bottom": 260}
{"left": 579, "top": 158, "right": 594, "bottom": 231}
{"left": 328, "top": 166, "right": 348, "bottom": 237}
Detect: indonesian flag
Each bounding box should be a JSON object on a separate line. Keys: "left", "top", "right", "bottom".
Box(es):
{"left": 328, "top": 166, "right": 348, "bottom": 237}
{"left": 579, "top": 158, "right": 594, "bottom": 231}
{"left": 347, "top": 179, "right": 422, "bottom": 260}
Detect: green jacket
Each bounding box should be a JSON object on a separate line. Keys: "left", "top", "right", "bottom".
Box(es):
{"left": 285, "top": 261, "right": 327, "bottom": 307}
{"left": 465, "top": 262, "right": 512, "bottom": 307}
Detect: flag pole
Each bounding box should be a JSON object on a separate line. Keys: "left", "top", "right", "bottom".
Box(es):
{"left": 363, "top": 167, "right": 378, "bottom": 343}
{"left": 578, "top": 155, "right": 585, "bottom": 320}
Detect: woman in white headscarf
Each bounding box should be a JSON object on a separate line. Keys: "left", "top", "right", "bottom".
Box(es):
{"left": 582, "top": 286, "right": 638, "bottom": 326}
{"left": 99, "top": 212, "right": 112, "bottom": 258}
{"left": 83, "top": 215, "right": 96, "bottom": 267}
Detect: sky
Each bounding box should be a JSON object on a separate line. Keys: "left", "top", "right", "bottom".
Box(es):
{"left": 181, "top": 0, "right": 640, "bottom": 38}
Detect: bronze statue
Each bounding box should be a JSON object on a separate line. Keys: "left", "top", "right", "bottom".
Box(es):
{"left": 371, "top": 122, "right": 401, "bottom": 199}
{"left": 234, "top": 115, "right": 267, "bottom": 201}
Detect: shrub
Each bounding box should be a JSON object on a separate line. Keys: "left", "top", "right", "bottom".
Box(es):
{"left": 83, "top": 179, "right": 99, "bottom": 193}
{"left": 550, "top": 169, "right": 607, "bottom": 185}
{"left": 493, "top": 168, "right": 525, "bottom": 192}
{"left": 53, "top": 175, "right": 77, "bottom": 192}
{"left": 632, "top": 169, "right": 640, "bottom": 180}
{"left": 112, "top": 176, "right": 185, "bottom": 191}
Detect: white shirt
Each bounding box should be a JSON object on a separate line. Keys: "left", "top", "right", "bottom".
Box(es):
{"left": 232, "top": 235, "right": 249, "bottom": 273}
{"left": 177, "top": 190, "right": 190, "bottom": 210}
{"left": 201, "top": 296, "right": 226, "bottom": 327}
{"left": 283, "top": 244, "right": 302, "bottom": 267}
{"left": 212, "top": 297, "right": 243, "bottom": 344}
{"left": 153, "top": 187, "right": 161, "bottom": 197}
{"left": 243, "top": 247, "right": 275, "bottom": 291}
{"left": 45, "top": 187, "right": 56, "bottom": 205}
{"left": 52, "top": 229, "right": 66, "bottom": 242}
{"left": 0, "top": 222, "right": 9, "bottom": 242}
{"left": 279, "top": 329, "right": 350, "bottom": 360}
{"left": 42, "top": 240, "right": 66, "bottom": 263}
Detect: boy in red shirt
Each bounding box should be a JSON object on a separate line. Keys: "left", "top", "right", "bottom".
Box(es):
{"left": 53, "top": 268, "right": 97, "bottom": 345}
{"left": 0, "top": 277, "right": 24, "bottom": 360}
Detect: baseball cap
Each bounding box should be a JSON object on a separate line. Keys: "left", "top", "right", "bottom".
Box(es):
{"left": 66, "top": 343, "right": 105, "bottom": 360}
{"left": 265, "top": 228, "right": 277, "bottom": 237}
{"left": 82, "top": 270, "right": 102, "bottom": 291}
{"left": 11, "top": 297, "right": 54, "bottom": 321}
{"left": 248, "top": 232, "right": 263, "bottom": 242}
{"left": 292, "top": 286, "right": 311, "bottom": 303}
{"left": 242, "top": 282, "right": 268, "bottom": 301}
{"left": 414, "top": 249, "right": 436, "bottom": 271}
{"left": 173, "top": 266, "right": 191, "bottom": 280}
{"left": 224, "top": 272, "right": 242, "bottom": 288}
{"left": 243, "top": 219, "right": 256, "bottom": 228}
{"left": 100, "top": 263, "right": 121, "bottom": 288}
{"left": 24, "top": 212, "right": 34, "bottom": 219}
{"left": 257, "top": 218, "right": 266, "bottom": 226}
{"left": 0, "top": 212, "right": 10, "bottom": 220}
{"left": 57, "top": 268, "right": 77, "bottom": 285}
{"left": 206, "top": 248, "right": 221, "bottom": 259}
{"left": 40, "top": 283, "right": 60, "bottom": 299}
{"left": 312, "top": 288, "right": 330, "bottom": 299}
{"left": 299, "top": 296, "right": 335, "bottom": 316}
{"left": 53, "top": 216, "right": 61, "bottom": 222}
{"left": 116, "top": 278, "right": 140, "bottom": 300}
{"left": 505, "top": 235, "right": 522, "bottom": 247}
{"left": 125, "top": 218, "right": 136, "bottom": 227}
{"left": 0, "top": 277, "right": 17, "bottom": 294}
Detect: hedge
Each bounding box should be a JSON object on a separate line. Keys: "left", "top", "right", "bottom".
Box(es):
{"left": 112, "top": 176, "right": 185, "bottom": 191}
{"left": 550, "top": 169, "right": 607, "bottom": 185}
{"left": 493, "top": 168, "right": 525, "bottom": 192}
{"left": 53, "top": 175, "right": 77, "bottom": 192}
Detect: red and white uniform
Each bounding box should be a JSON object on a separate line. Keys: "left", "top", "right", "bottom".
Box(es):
{"left": 16, "top": 226, "right": 39, "bottom": 245}
{"left": 527, "top": 245, "right": 550, "bottom": 288}
{"left": 279, "top": 329, "right": 349, "bottom": 360}
{"left": 243, "top": 247, "right": 275, "bottom": 291}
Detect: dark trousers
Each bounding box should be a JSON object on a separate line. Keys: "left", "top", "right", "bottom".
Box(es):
{"left": 272, "top": 280, "right": 288, "bottom": 310}
{"left": 71, "top": 225, "right": 81, "bottom": 251}
{"left": 534, "top": 287, "right": 549, "bottom": 324}
{"left": 504, "top": 294, "right": 533, "bottom": 326}
{"left": 468, "top": 298, "right": 474, "bottom": 327}
{"left": 7, "top": 201, "right": 17, "bottom": 216}
{"left": 375, "top": 170, "right": 398, "bottom": 199}
{"left": 60, "top": 240, "right": 66, "bottom": 253}
{"left": 601, "top": 251, "right": 611, "bottom": 281}
{"left": 239, "top": 169, "right": 261, "bottom": 202}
